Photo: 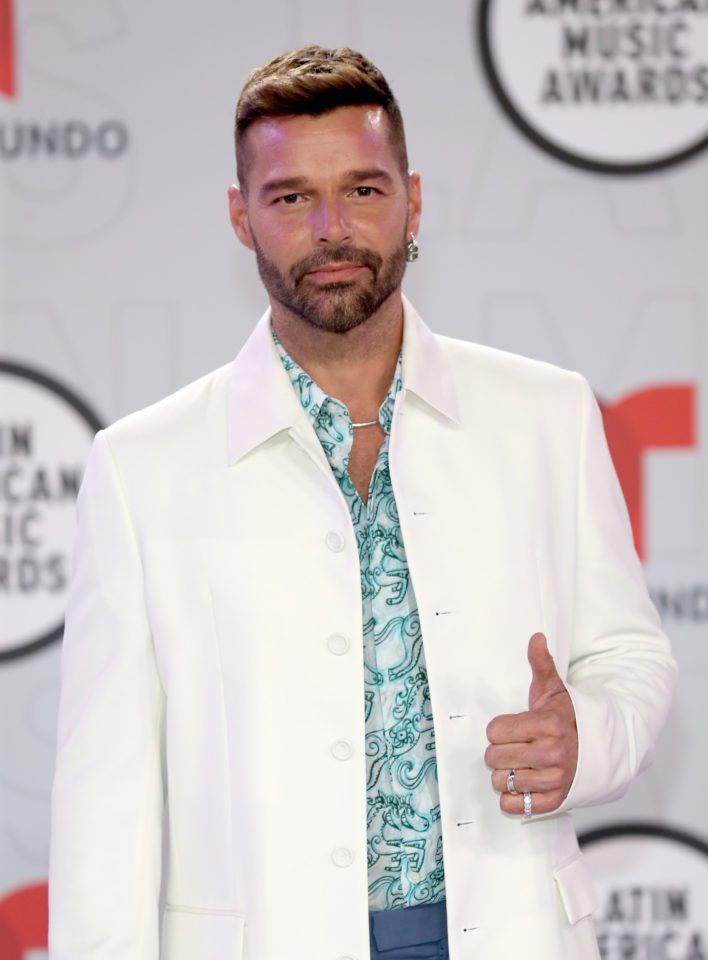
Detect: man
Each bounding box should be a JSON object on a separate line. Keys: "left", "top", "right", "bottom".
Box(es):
{"left": 49, "top": 46, "right": 676, "bottom": 960}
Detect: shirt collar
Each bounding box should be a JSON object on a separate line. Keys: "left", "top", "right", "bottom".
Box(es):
{"left": 271, "top": 327, "right": 403, "bottom": 439}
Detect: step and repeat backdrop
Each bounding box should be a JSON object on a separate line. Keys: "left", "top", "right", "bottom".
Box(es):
{"left": 2, "top": 1, "right": 707, "bottom": 956}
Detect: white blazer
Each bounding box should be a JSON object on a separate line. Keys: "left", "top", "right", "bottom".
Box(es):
{"left": 49, "top": 297, "right": 676, "bottom": 960}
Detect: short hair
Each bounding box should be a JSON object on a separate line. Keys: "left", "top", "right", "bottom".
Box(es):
{"left": 234, "top": 45, "right": 409, "bottom": 189}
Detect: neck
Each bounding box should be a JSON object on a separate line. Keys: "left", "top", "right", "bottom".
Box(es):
{"left": 270, "top": 289, "right": 404, "bottom": 422}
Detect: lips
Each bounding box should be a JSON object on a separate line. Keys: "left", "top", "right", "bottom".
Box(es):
{"left": 305, "top": 263, "right": 365, "bottom": 282}
{"left": 292, "top": 247, "right": 382, "bottom": 286}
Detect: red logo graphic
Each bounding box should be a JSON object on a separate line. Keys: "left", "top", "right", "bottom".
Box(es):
{"left": 0, "top": 883, "right": 48, "bottom": 958}
{"left": 0, "top": 0, "right": 16, "bottom": 97}
{"left": 600, "top": 385, "right": 696, "bottom": 562}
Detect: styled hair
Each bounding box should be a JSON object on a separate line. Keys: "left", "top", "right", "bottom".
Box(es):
{"left": 234, "top": 45, "right": 408, "bottom": 188}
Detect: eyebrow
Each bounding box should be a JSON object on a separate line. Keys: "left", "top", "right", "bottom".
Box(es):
{"left": 258, "top": 168, "right": 395, "bottom": 201}
{"left": 343, "top": 168, "right": 395, "bottom": 186}
{"left": 258, "top": 176, "right": 309, "bottom": 201}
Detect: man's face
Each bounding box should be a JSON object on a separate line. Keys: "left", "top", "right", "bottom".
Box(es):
{"left": 228, "top": 105, "right": 421, "bottom": 333}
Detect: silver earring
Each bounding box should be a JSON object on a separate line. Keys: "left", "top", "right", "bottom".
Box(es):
{"left": 406, "top": 233, "right": 419, "bottom": 263}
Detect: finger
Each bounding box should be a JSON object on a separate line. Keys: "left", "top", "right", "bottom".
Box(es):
{"left": 485, "top": 740, "right": 550, "bottom": 772}
{"left": 491, "top": 767, "right": 568, "bottom": 796}
{"left": 527, "top": 632, "right": 565, "bottom": 710}
{"left": 499, "top": 789, "right": 565, "bottom": 817}
{"left": 486, "top": 710, "right": 546, "bottom": 744}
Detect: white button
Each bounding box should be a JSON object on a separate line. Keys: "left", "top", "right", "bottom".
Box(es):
{"left": 337, "top": 956, "right": 357, "bottom": 960}
{"left": 331, "top": 847, "right": 354, "bottom": 868}
{"left": 409, "top": 871, "right": 422, "bottom": 883}
{"left": 326, "top": 633, "right": 351, "bottom": 655}
{"left": 325, "top": 530, "right": 346, "bottom": 552}
{"left": 331, "top": 740, "right": 353, "bottom": 761}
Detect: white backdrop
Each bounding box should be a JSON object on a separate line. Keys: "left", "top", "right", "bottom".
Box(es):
{"left": 1, "top": 1, "right": 707, "bottom": 955}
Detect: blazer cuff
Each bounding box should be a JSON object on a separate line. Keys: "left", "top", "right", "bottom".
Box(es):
{"left": 552, "top": 680, "right": 625, "bottom": 819}
{"left": 521, "top": 679, "right": 625, "bottom": 823}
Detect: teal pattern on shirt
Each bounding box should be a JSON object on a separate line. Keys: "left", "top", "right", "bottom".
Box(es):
{"left": 273, "top": 328, "right": 446, "bottom": 911}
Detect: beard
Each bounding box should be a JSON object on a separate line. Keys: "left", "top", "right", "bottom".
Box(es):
{"left": 252, "top": 232, "right": 408, "bottom": 334}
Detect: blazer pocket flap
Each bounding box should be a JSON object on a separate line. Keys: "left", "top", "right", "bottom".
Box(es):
{"left": 553, "top": 853, "right": 599, "bottom": 925}
{"left": 161, "top": 907, "right": 246, "bottom": 959}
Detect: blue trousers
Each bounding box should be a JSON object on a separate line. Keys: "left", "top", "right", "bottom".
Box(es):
{"left": 368, "top": 899, "right": 449, "bottom": 960}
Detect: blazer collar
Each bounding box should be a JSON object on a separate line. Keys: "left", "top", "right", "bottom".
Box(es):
{"left": 400, "top": 295, "right": 460, "bottom": 426}
{"left": 226, "top": 294, "right": 459, "bottom": 466}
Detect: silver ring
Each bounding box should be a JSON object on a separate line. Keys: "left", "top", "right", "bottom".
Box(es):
{"left": 523, "top": 791, "right": 533, "bottom": 819}
{"left": 506, "top": 769, "right": 517, "bottom": 795}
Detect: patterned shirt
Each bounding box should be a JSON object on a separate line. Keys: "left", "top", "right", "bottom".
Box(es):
{"left": 274, "top": 328, "right": 446, "bottom": 911}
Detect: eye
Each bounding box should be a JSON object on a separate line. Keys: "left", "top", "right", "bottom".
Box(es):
{"left": 276, "top": 193, "right": 304, "bottom": 205}
{"left": 351, "top": 186, "right": 377, "bottom": 198}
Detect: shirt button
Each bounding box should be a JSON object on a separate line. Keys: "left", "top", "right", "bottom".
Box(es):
{"left": 326, "top": 633, "right": 350, "bottom": 655}
{"left": 331, "top": 740, "right": 353, "bottom": 761}
{"left": 331, "top": 847, "right": 354, "bottom": 868}
{"left": 325, "top": 530, "right": 346, "bottom": 552}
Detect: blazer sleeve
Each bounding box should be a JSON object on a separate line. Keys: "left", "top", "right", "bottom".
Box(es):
{"left": 49, "top": 429, "right": 165, "bottom": 960}
{"left": 555, "top": 374, "right": 678, "bottom": 814}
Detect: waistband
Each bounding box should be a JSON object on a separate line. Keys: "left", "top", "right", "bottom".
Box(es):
{"left": 369, "top": 898, "right": 448, "bottom": 951}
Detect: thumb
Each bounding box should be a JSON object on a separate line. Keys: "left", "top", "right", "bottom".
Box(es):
{"left": 528, "top": 632, "right": 563, "bottom": 710}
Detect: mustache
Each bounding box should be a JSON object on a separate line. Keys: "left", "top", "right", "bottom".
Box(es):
{"left": 291, "top": 246, "right": 382, "bottom": 285}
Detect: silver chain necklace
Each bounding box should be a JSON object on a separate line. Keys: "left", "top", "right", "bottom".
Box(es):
{"left": 351, "top": 418, "right": 379, "bottom": 428}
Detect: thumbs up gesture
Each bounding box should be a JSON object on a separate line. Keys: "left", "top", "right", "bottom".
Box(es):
{"left": 484, "top": 633, "right": 578, "bottom": 817}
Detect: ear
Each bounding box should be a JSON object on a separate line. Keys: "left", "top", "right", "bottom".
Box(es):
{"left": 227, "top": 184, "right": 255, "bottom": 252}
{"left": 406, "top": 170, "right": 422, "bottom": 240}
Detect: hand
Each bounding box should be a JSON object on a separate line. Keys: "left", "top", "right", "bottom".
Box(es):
{"left": 484, "top": 632, "right": 578, "bottom": 816}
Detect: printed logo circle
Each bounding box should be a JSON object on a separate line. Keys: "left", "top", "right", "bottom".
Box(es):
{"left": 580, "top": 823, "right": 708, "bottom": 954}
{"left": 0, "top": 882, "right": 48, "bottom": 959}
{"left": 0, "top": 362, "right": 102, "bottom": 662}
{"left": 477, "top": 0, "right": 708, "bottom": 174}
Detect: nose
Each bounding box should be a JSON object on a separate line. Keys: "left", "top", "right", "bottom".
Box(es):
{"left": 312, "top": 195, "right": 352, "bottom": 246}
